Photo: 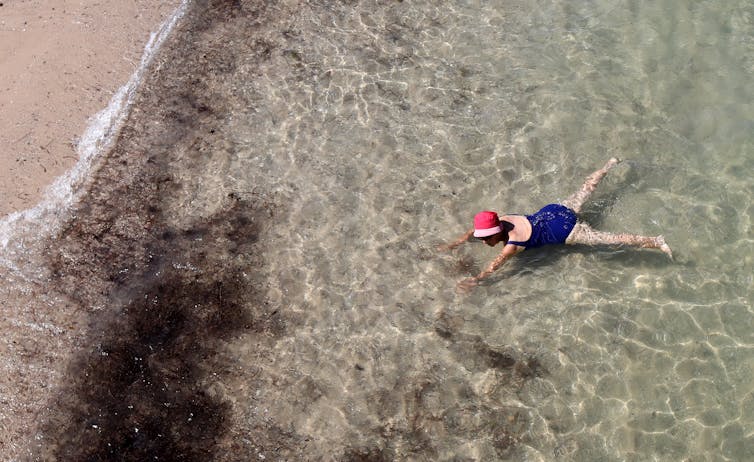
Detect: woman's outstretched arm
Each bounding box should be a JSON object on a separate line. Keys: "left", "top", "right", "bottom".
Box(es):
{"left": 437, "top": 229, "right": 474, "bottom": 251}
{"left": 457, "top": 244, "right": 523, "bottom": 292}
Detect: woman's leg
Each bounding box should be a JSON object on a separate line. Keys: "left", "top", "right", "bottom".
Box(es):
{"left": 562, "top": 158, "right": 621, "bottom": 213}
{"left": 566, "top": 222, "right": 673, "bottom": 257}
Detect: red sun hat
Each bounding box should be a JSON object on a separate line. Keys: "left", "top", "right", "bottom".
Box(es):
{"left": 473, "top": 211, "right": 502, "bottom": 237}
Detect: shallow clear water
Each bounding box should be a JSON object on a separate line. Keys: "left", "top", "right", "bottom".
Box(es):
{"left": 4, "top": 0, "right": 754, "bottom": 460}
{"left": 208, "top": 1, "right": 754, "bottom": 458}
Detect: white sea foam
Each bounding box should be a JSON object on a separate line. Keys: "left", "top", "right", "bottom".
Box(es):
{"left": 0, "top": 1, "right": 190, "bottom": 275}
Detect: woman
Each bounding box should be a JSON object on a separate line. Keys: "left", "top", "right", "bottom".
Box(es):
{"left": 439, "top": 158, "right": 672, "bottom": 291}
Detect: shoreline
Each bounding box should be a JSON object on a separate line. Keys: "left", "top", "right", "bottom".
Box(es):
{"left": 0, "top": 1, "right": 184, "bottom": 458}
{"left": 0, "top": 0, "right": 183, "bottom": 218}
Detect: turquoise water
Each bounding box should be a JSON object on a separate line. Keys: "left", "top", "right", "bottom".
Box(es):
{"left": 2, "top": 0, "right": 753, "bottom": 460}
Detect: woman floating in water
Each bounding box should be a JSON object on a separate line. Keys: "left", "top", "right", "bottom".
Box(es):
{"left": 439, "top": 158, "right": 672, "bottom": 292}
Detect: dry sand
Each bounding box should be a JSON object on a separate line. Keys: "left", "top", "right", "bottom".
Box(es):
{"left": 0, "top": 0, "right": 182, "bottom": 457}
{"left": 0, "top": 0, "right": 182, "bottom": 218}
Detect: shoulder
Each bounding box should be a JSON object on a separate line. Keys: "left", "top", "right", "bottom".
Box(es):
{"left": 501, "top": 214, "right": 527, "bottom": 225}
{"left": 501, "top": 214, "right": 532, "bottom": 241}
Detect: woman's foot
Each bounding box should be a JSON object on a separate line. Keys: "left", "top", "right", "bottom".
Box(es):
{"left": 605, "top": 157, "right": 622, "bottom": 170}
{"left": 657, "top": 235, "right": 673, "bottom": 259}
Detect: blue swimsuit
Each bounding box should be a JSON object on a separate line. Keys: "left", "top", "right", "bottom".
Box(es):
{"left": 508, "top": 204, "right": 577, "bottom": 249}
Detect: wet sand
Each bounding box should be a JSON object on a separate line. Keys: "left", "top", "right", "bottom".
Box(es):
{"left": 0, "top": 0, "right": 181, "bottom": 217}
{"left": 0, "top": 0, "right": 181, "bottom": 458}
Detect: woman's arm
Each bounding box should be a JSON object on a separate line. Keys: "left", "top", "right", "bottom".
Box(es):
{"left": 437, "top": 229, "right": 474, "bottom": 251}
{"left": 457, "top": 244, "right": 523, "bottom": 291}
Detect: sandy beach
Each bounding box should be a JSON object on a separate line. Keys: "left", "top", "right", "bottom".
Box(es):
{"left": 0, "top": 0, "right": 182, "bottom": 218}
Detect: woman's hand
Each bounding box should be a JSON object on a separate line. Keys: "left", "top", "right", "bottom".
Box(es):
{"left": 438, "top": 229, "right": 474, "bottom": 252}
{"left": 456, "top": 276, "right": 479, "bottom": 293}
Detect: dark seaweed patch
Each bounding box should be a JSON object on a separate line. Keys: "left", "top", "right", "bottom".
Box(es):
{"left": 342, "top": 446, "right": 394, "bottom": 462}
{"left": 31, "top": 1, "right": 295, "bottom": 457}
{"left": 434, "top": 310, "right": 546, "bottom": 378}
{"left": 35, "top": 193, "right": 281, "bottom": 461}
{"left": 480, "top": 343, "right": 517, "bottom": 370}
{"left": 351, "top": 371, "right": 530, "bottom": 460}
{"left": 188, "top": 0, "right": 265, "bottom": 35}
{"left": 514, "top": 356, "right": 547, "bottom": 380}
